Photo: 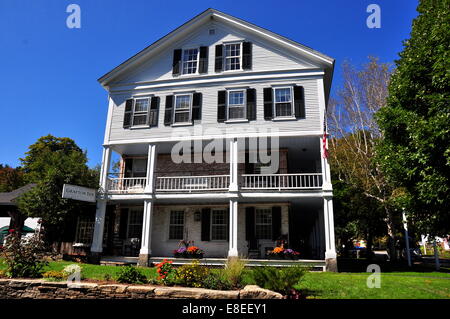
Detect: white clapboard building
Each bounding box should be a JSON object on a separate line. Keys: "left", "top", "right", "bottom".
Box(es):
{"left": 86, "top": 9, "right": 337, "bottom": 271}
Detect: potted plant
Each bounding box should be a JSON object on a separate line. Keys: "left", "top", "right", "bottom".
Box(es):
{"left": 267, "top": 246, "right": 284, "bottom": 259}
{"left": 283, "top": 248, "right": 301, "bottom": 260}
{"left": 173, "top": 240, "right": 204, "bottom": 258}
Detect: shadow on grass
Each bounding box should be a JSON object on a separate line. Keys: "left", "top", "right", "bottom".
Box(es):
{"left": 337, "top": 257, "right": 450, "bottom": 273}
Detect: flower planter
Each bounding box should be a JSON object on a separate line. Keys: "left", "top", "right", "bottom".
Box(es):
{"left": 174, "top": 253, "right": 204, "bottom": 259}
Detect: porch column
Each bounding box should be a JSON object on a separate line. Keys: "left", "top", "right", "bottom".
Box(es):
{"left": 99, "top": 146, "right": 112, "bottom": 192}
{"left": 320, "top": 137, "right": 332, "bottom": 191}
{"left": 138, "top": 199, "right": 153, "bottom": 266}
{"left": 90, "top": 199, "right": 107, "bottom": 262}
{"left": 145, "top": 144, "right": 157, "bottom": 193}
{"left": 89, "top": 146, "right": 112, "bottom": 263}
{"left": 228, "top": 198, "right": 239, "bottom": 257}
{"left": 323, "top": 196, "right": 337, "bottom": 271}
{"left": 229, "top": 138, "right": 239, "bottom": 192}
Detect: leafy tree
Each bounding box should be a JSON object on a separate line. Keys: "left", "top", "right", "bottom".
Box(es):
{"left": 328, "top": 58, "right": 400, "bottom": 258}
{"left": 376, "top": 0, "right": 450, "bottom": 237}
{"left": 17, "top": 135, "right": 99, "bottom": 243}
{"left": 0, "top": 164, "right": 25, "bottom": 192}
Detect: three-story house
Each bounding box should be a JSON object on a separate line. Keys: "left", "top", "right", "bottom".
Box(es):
{"left": 87, "top": 9, "right": 337, "bottom": 271}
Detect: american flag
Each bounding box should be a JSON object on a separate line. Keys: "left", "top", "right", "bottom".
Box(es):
{"left": 322, "top": 116, "right": 328, "bottom": 159}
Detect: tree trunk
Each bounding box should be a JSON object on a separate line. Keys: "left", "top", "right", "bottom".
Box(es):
{"left": 366, "top": 231, "right": 373, "bottom": 261}
{"left": 385, "top": 207, "right": 396, "bottom": 261}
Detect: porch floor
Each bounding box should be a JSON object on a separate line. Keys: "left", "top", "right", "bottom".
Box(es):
{"left": 100, "top": 256, "right": 326, "bottom": 271}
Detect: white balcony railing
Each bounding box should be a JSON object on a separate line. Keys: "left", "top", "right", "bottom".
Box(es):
{"left": 156, "top": 175, "right": 230, "bottom": 192}
{"left": 107, "top": 177, "right": 147, "bottom": 193}
{"left": 105, "top": 173, "right": 323, "bottom": 194}
{"left": 241, "top": 173, "right": 323, "bottom": 190}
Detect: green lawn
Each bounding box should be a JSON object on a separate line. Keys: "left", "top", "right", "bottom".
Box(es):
{"left": 297, "top": 272, "right": 450, "bottom": 299}
{"left": 1, "top": 259, "right": 449, "bottom": 299}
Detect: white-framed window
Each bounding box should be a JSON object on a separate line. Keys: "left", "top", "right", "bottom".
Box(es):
{"left": 255, "top": 208, "right": 272, "bottom": 240}
{"left": 182, "top": 48, "right": 199, "bottom": 74}
{"left": 127, "top": 209, "right": 143, "bottom": 239}
{"left": 211, "top": 209, "right": 227, "bottom": 241}
{"left": 75, "top": 216, "right": 95, "bottom": 244}
{"left": 273, "top": 87, "right": 294, "bottom": 117}
{"left": 169, "top": 210, "right": 185, "bottom": 240}
{"left": 224, "top": 43, "right": 241, "bottom": 71}
{"left": 227, "top": 90, "right": 246, "bottom": 120}
{"left": 173, "top": 94, "right": 192, "bottom": 123}
{"left": 75, "top": 216, "right": 108, "bottom": 245}
{"left": 132, "top": 98, "right": 149, "bottom": 126}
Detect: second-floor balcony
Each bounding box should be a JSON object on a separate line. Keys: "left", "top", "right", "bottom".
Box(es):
{"left": 106, "top": 173, "right": 323, "bottom": 194}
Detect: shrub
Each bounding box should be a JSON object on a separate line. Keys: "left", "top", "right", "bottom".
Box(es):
{"left": 1, "top": 231, "right": 49, "bottom": 278}
{"left": 251, "top": 265, "right": 306, "bottom": 295}
{"left": 116, "top": 265, "right": 147, "bottom": 284}
{"left": 42, "top": 270, "right": 68, "bottom": 281}
{"left": 222, "top": 257, "right": 246, "bottom": 288}
{"left": 155, "top": 259, "right": 176, "bottom": 285}
{"left": 103, "top": 273, "right": 112, "bottom": 282}
{"left": 202, "top": 271, "right": 232, "bottom": 290}
{"left": 174, "top": 260, "right": 209, "bottom": 288}
{"left": 0, "top": 269, "right": 7, "bottom": 278}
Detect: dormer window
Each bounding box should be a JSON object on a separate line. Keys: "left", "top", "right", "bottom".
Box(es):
{"left": 224, "top": 43, "right": 241, "bottom": 71}
{"left": 182, "top": 49, "right": 199, "bottom": 74}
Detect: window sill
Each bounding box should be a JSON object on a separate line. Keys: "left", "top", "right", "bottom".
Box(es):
{"left": 272, "top": 116, "right": 296, "bottom": 122}
{"left": 171, "top": 122, "right": 193, "bottom": 127}
{"left": 129, "top": 125, "right": 151, "bottom": 130}
{"left": 224, "top": 119, "right": 249, "bottom": 124}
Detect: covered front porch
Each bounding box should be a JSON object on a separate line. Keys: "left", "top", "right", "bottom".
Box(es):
{"left": 86, "top": 195, "right": 336, "bottom": 271}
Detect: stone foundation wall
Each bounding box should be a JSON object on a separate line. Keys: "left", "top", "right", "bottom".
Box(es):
{"left": 0, "top": 279, "right": 282, "bottom": 299}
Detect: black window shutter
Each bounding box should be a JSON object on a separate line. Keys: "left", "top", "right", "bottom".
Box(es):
{"left": 215, "top": 45, "right": 223, "bottom": 72}
{"left": 164, "top": 95, "right": 174, "bottom": 126}
{"left": 293, "top": 85, "right": 306, "bottom": 119}
{"left": 244, "top": 152, "right": 255, "bottom": 174}
{"left": 272, "top": 206, "right": 282, "bottom": 241}
{"left": 263, "top": 88, "right": 273, "bottom": 120}
{"left": 149, "top": 96, "right": 159, "bottom": 127}
{"left": 192, "top": 93, "right": 202, "bottom": 121}
{"left": 119, "top": 208, "right": 129, "bottom": 239}
{"left": 199, "top": 46, "right": 208, "bottom": 74}
{"left": 242, "top": 42, "right": 252, "bottom": 70}
{"left": 245, "top": 207, "right": 255, "bottom": 240}
{"left": 217, "top": 90, "right": 227, "bottom": 122}
{"left": 123, "top": 99, "right": 133, "bottom": 128}
{"left": 124, "top": 158, "right": 133, "bottom": 178}
{"left": 172, "top": 49, "right": 182, "bottom": 76}
{"left": 246, "top": 88, "right": 256, "bottom": 121}
{"left": 201, "top": 208, "right": 211, "bottom": 241}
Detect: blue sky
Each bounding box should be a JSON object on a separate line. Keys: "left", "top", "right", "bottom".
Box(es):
{"left": 0, "top": 0, "right": 418, "bottom": 168}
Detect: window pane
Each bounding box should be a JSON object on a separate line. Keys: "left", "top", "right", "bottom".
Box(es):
{"left": 275, "top": 103, "right": 292, "bottom": 117}
{"left": 275, "top": 88, "right": 291, "bottom": 103}
{"left": 211, "top": 210, "right": 227, "bottom": 240}
{"left": 134, "top": 99, "right": 149, "bottom": 112}
{"left": 228, "top": 107, "right": 245, "bottom": 119}
{"left": 174, "top": 111, "right": 190, "bottom": 123}
{"left": 133, "top": 114, "right": 147, "bottom": 126}
{"left": 175, "top": 95, "right": 190, "bottom": 109}
{"left": 255, "top": 208, "right": 272, "bottom": 239}
{"left": 229, "top": 91, "right": 244, "bottom": 105}
{"left": 182, "top": 49, "right": 198, "bottom": 74}
{"left": 169, "top": 211, "right": 184, "bottom": 240}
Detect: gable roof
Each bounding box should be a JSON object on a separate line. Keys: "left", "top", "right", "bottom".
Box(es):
{"left": 98, "top": 8, "right": 335, "bottom": 100}
{"left": 0, "top": 184, "right": 36, "bottom": 206}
